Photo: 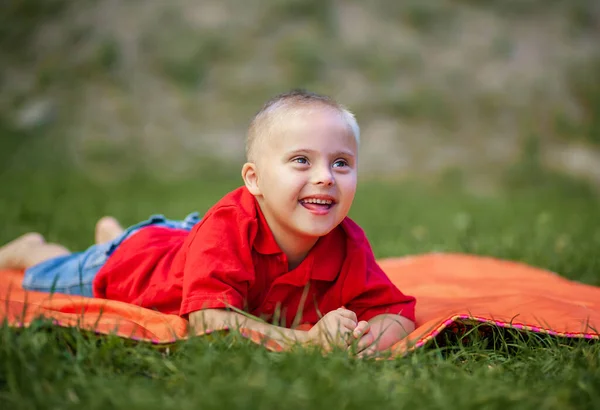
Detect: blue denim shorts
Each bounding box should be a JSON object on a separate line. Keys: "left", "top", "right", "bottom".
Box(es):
{"left": 22, "top": 213, "right": 200, "bottom": 297}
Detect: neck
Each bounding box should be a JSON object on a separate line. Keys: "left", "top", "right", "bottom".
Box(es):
{"left": 273, "top": 225, "right": 318, "bottom": 270}
{"left": 257, "top": 203, "right": 318, "bottom": 270}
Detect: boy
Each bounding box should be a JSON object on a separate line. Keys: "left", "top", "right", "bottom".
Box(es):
{"left": 0, "top": 90, "right": 416, "bottom": 355}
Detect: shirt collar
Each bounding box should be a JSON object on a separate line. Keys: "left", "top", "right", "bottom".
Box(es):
{"left": 271, "top": 227, "right": 347, "bottom": 287}
{"left": 307, "top": 228, "right": 346, "bottom": 282}
{"left": 251, "top": 194, "right": 284, "bottom": 255}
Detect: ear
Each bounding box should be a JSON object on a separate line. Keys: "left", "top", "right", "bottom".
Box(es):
{"left": 241, "top": 162, "right": 262, "bottom": 196}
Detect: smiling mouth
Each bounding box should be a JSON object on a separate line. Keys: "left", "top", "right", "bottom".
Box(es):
{"left": 299, "top": 197, "right": 336, "bottom": 212}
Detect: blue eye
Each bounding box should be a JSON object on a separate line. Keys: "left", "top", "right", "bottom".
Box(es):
{"left": 333, "top": 159, "right": 348, "bottom": 168}
{"left": 293, "top": 157, "right": 308, "bottom": 164}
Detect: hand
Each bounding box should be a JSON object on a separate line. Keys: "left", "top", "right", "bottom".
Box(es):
{"left": 307, "top": 308, "right": 357, "bottom": 350}
{"left": 346, "top": 320, "right": 377, "bottom": 356}
{"left": 355, "top": 331, "right": 377, "bottom": 357}
{"left": 353, "top": 314, "right": 416, "bottom": 357}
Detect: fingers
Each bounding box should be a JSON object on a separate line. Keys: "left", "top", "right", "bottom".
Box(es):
{"left": 312, "top": 309, "right": 362, "bottom": 350}
{"left": 356, "top": 332, "right": 376, "bottom": 353}
{"left": 318, "top": 317, "right": 355, "bottom": 339}
{"left": 352, "top": 321, "right": 370, "bottom": 339}
{"left": 340, "top": 317, "right": 358, "bottom": 331}
{"left": 336, "top": 307, "right": 357, "bottom": 323}
{"left": 330, "top": 308, "right": 357, "bottom": 331}
{"left": 357, "top": 344, "right": 378, "bottom": 358}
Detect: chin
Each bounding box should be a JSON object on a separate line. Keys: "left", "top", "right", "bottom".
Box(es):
{"left": 299, "top": 224, "right": 337, "bottom": 238}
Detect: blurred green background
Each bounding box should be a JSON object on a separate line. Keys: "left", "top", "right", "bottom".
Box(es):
{"left": 1, "top": 0, "right": 599, "bottom": 188}
{"left": 2, "top": 5, "right": 600, "bottom": 408}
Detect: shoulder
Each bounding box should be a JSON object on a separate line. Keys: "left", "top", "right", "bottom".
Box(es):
{"left": 338, "top": 217, "right": 379, "bottom": 268}
{"left": 201, "top": 186, "right": 258, "bottom": 224}
{"left": 207, "top": 186, "right": 256, "bottom": 216}
{"left": 187, "top": 186, "right": 260, "bottom": 245}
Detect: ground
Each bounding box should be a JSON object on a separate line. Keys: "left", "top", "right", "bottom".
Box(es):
{"left": 1, "top": 157, "right": 599, "bottom": 409}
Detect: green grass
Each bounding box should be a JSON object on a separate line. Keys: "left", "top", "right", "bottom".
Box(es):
{"left": 1, "top": 151, "right": 600, "bottom": 409}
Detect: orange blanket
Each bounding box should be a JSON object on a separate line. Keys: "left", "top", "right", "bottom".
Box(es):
{"left": 1, "top": 253, "right": 598, "bottom": 355}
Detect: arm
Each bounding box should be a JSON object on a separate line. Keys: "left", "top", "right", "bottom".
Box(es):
{"left": 189, "top": 309, "right": 309, "bottom": 348}
{"left": 190, "top": 307, "right": 360, "bottom": 350}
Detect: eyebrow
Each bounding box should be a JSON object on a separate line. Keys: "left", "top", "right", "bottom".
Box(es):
{"left": 286, "top": 149, "right": 356, "bottom": 158}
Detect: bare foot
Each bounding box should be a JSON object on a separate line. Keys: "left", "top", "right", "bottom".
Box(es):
{"left": 95, "top": 216, "right": 125, "bottom": 244}
{"left": 0, "top": 233, "right": 45, "bottom": 270}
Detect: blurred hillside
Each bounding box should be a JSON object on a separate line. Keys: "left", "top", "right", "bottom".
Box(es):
{"left": 1, "top": 0, "right": 599, "bottom": 189}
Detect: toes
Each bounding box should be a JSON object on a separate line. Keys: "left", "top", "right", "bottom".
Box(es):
{"left": 96, "top": 216, "right": 115, "bottom": 228}
{"left": 21, "top": 232, "right": 45, "bottom": 245}
{"left": 95, "top": 216, "right": 124, "bottom": 244}
{"left": 96, "top": 216, "right": 122, "bottom": 231}
{"left": 0, "top": 232, "right": 45, "bottom": 269}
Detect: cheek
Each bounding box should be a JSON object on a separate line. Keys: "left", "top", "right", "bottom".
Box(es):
{"left": 267, "top": 169, "right": 306, "bottom": 200}
{"left": 258, "top": 167, "right": 288, "bottom": 190}
{"left": 283, "top": 169, "right": 309, "bottom": 188}
{"left": 337, "top": 173, "right": 357, "bottom": 195}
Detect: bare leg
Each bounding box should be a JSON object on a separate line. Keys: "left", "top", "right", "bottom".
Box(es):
{"left": 95, "top": 216, "right": 125, "bottom": 244}
{"left": 0, "top": 233, "right": 70, "bottom": 270}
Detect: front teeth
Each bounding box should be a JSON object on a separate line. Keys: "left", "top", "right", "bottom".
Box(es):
{"left": 302, "top": 198, "right": 333, "bottom": 204}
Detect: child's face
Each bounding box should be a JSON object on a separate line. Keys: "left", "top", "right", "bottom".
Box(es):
{"left": 253, "top": 106, "right": 358, "bottom": 241}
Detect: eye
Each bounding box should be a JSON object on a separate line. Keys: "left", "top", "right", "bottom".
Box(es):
{"left": 333, "top": 159, "right": 349, "bottom": 168}
{"left": 292, "top": 156, "right": 309, "bottom": 165}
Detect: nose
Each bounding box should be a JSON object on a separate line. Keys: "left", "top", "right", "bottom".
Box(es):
{"left": 312, "top": 165, "right": 335, "bottom": 186}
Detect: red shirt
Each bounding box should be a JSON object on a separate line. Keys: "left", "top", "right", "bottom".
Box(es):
{"left": 93, "top": 187, "right": 416, "bottom": 326}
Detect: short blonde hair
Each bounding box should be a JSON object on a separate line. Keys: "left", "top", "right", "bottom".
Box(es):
{"left": 245, "top": 89, "right": 360, "bottom": 162}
